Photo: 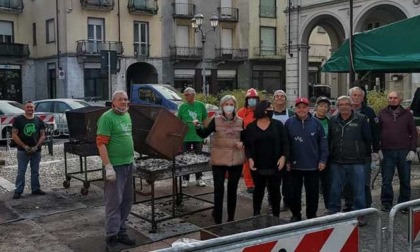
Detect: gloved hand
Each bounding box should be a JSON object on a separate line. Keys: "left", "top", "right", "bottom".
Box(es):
{"left": 378, "top": 150, "right": 384, "bottom": 161}
{"left": 104, "top": 164, "right": 116, "bottom": 182}
{"left": 28, "top": 147, "right": 37, "bottom": 155}
{"left": 24, "top": 145, "right": 31, "bottom": 153}
{"left": 406, "top": 151, "right": 417, "bottom": 162}
{"left": 371, "top": 152, "right": 379, "bottom": 162}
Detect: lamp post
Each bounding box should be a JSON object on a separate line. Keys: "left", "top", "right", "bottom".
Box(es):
{"left": 191, "top": 13, "right": 218, "bottom": 96}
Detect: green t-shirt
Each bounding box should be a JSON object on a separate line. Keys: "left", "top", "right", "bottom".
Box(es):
{"left": 317, "top": 116, "right": 329, "bottom": 138}
{"left": 97, "top": 109, "right": 134, "bottom": 166}
{"left": 177, "top": 101, "right": 208, "bottom": 142}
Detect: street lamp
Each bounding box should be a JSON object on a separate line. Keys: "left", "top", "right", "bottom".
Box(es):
{"left": 191, "top": 13, "right": 218, "bottom": 96}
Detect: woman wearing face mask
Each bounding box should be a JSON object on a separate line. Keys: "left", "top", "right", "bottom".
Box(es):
{"left": 193, "top": 95, "right": 245, "bottom": 224}
{"left": 244, "top": 100, "right": 289, "bottom": 217}
{"left": 237, "top": 88, "right": 260, "bottom": 194}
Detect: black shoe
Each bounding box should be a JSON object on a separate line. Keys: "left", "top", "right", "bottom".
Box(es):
{"left": 342, "top": 205, "right": 352, "bottom": 212}
{"left": 32, "top": 189, "right": 46, "bottom": 195}
{"left": 290, "top": 216, "right": 302, "bottom": 223}
{"left": 253, "top": 210, "right": 261, "bottom": 216}
{"left": 117, "top": 234, "right": 136, "bottom": 246}
{"left": 105, "top": 236, "right": 120, "bottom": 252}
{"left": 381, "top": 205, "right": 391, "bottom": 212}
{"left": 13, "top": 192, "right": 21, "bottom": 199}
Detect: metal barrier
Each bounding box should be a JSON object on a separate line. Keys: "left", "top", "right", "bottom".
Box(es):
{"left": 388, "top": 199, "right": 420, "bottom": 251}
{"left": 155, "top": 208, "right": 382, "bottom": 252}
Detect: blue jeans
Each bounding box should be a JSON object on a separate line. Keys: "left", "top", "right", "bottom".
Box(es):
{"left": 182, "top": 142, "right": 203, "bottom": 181}
{"left": 15, "top": 150, "right": 41, "bottom": 193}
{"left": 329, "top": 163, "right": 366, "bottom": 213}
{"left": 381, "top": 149, "right": 411, "bottom": 206}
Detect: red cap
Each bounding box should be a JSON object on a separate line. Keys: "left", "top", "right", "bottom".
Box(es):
{"left": 295, "top": 97, "right": 309, "bottom": 106}
{"left": 245, "top": 88, "right": 259, "bottom": 98}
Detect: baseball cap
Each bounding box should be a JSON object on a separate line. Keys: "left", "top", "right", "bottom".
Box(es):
{"left": 295, "top": 97, "right": 309, "bottom": 106}
{"left": 316, "top": 96, "right": 331, "bottom": 105}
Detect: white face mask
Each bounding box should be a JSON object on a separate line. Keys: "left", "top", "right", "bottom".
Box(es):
{"left": 223, "top": 105, "right": 235, "bottom": 114}
{"left": 248, "top": 98, "right": 257, "bottom": 107}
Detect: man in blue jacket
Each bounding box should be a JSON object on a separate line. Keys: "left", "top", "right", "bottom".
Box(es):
{"left": 285, "top": 97, "right": 329, "bottom": 222}
{"left": 328, "top": 95, "right": 372, "bottom": 227}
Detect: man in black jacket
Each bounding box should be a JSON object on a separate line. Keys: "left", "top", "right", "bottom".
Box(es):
{"left": 328, "top": 96, "right": 372, "bottom": 226}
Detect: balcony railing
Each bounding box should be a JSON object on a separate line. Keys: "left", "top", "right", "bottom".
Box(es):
{"left": 76, "top": 40, "right": 123, "bottom": 56}
{"left": 0, "top": 43, "right": 29, "bottom": 58}
{"left": 217, "top": 7, "right": 239, "bottom": 22}
{"left": 172, "top": 3, "right": 195, "bottom": 18}
{"left": 134, "top": 43, "right": 149, "bottom": 58}
{"left": 169, "top": 46, "right": 202, "bottom": 60}
{"left": 215, "top": 48, "right": 248, "bottom": 61}
{"left": 253, "top": 47, "right": 285, "bottom": 59}
{"left": 80, "top": 0, "right": 114, "bottom": 11}
{"left": 259, "top": 5, "right": 276, "bottom": 18}
{"left": 128, "top": 0, "right": 158, "bottom": 15}
{"left": 0, "top": 0, "right": 23, "bottom": 14}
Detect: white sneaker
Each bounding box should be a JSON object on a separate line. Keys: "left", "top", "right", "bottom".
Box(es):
{"left": 182, "top": 180, "right": 188, "bottom": 188}
{"left": 196, "top": 179, "right": 206, "bottom": 187}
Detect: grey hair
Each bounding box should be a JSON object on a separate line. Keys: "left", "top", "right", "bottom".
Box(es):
{"left": 348, "top": 86, "right": 365, "bottom": 97}
{"left": 220, "top": 95, "right": 237, "bottom": 108}
{"left": 183, "top": 87, "right": 196, "bottom": 95}
{"left": 112, "top": 90, "right": 128, "bottom": 101}
{"left": 337, "top": 95, "right": 353, "bottom": 105}
{"left": 388, "top": 90, "right": 403, "bottom": 99}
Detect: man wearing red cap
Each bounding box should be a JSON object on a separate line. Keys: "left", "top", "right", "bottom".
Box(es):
{"left": 285, "top": 97, "right": 328, "bottom": 222}
{"left": 237, "top": 88, "right": 260, "bottom": 193}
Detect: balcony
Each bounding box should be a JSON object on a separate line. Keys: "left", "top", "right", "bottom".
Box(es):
{"left": 172, "top": 3, "right": 195, "bottom": 19}
{"left": 259, "top": 5, "right": 276, "bottom": 18}
{"left": 128, "top": 0, "right": 158, "bottom": 15}
{"left": 169, "top": 46, "right": 202, "bottom": 60}
{"left": 253, "top": 47, "right": 285, "bottom": 59}
{"left": 217, "top": 7, "right": 239, "bottom": 22}
{"left": 134, "top": 43, "right": 149, "bottom": 59}
{"left": 0, "top": 0, "right": 23, "bottom": 14}
{"left": 215, "top": 48, "right": 248, "bottom": 61}
{"left": 80, "top": 0, "right": 114, "bottom": 12}
{"left": 76, "top": 40, "right": 123, "bottom": 56}
{"left": 0, "top": 43, "right": 29, "bottom": 58}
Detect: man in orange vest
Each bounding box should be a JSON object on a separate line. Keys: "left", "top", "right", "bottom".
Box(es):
{"left": 237, "top": 88, "right": 260, "bottom": 193}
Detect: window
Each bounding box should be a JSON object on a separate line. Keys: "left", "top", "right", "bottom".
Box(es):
{"left": 87, "top": 18, "right": 104, "bottom": 53}
{"left": 134, "top": 22, "right": 149, "bottom": 57}
{"left": 260, "top": 26, "right": 276, "bottom": 55}
{"left": 46, "top": 18, "right": 55, "bottom": 43}
{"left": 0, "top": 21, "right": 13, "bottom": 43}
{"left": 260, "top": 0, "right": 276, "bottom": 18}
{"left": 35, "top": 102, "right": 52, "bottom": 113}
{"left": 32, "top": 23, "right": 37, "bottom": 45}
{"left": 138, "top": 88, "right": 162, "bottom": 105}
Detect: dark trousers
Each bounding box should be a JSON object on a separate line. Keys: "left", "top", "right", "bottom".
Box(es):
{"left": 182, "top": 142, "right": 203, "bottom": 181}
{"left": 290, "top": 170, "right": 319, "bottom": 219}
{"left": 319, "top": 164, "right": 331, "bottom": 209}
{"left": 251, "top": 170, "right": 281, "bottom": 217}
{"left": 280, "top": 169, "right": 292, "bottom": 207}
{"left": 212, "top": 165, "right": 242, "bottom": 224}
{"left": 343, "top": 163, "right": 372, "bottom": 208}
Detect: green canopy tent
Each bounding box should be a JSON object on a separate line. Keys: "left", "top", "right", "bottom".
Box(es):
{"left": 321, "top": 15, "right": 420, "bottom": 73}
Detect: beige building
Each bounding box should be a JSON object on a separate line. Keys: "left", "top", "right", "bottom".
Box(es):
{"left": 0, "top": 0, "right": 332, "bottom": 102}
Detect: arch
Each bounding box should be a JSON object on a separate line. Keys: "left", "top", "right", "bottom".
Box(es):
{"left": 354, "top": 1, "right": 408, "bottom": 32}
{"left": 126, "top": 62, "right": 158, "bottom": 98}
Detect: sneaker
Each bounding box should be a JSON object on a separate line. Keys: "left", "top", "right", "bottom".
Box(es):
{"left": 290, "top": 216, "right": 302, "bottom": 223}
{"left": 181, "top": 180, "right": 188, "bottom": 188}
{"left": 105, "top": 236, "right": 120, "bottom": 252}
{"left": 381, "top": 205, "right": 391, "bottom": 212}
{"left": 32, "top": 189, "right": 46, "bottom": 195}
{"left": 357, "top": 216, "right": 367, "bottom": 227}
{"left": 246, "top": 187, "right": 255, "bottom": 194}
{"left": 13, "top": 192, "right": 21, "bottom": 199}
{"left": 117, "top": 234, "right": 136, "bottom": 246}
{"left": 196, "top": 179, "right": 206, "bottom": 187}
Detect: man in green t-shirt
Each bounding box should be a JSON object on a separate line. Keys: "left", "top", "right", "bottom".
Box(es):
{"left": 97, "top": 90, "right": 135, "bottom": 251}
{"left": 177, "top": 87, "right": 208, "bottom": 188}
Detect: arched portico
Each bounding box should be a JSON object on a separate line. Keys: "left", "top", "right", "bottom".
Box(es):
{"left": 126, "top": 62, "right": 158, "bottom": 98}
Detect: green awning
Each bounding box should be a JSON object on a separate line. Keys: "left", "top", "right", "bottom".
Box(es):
{"left": 322, "top": 15, "right": 420, "bottom": 73}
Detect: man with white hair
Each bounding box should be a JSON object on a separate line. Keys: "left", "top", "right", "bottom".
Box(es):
{"left": 97, "top": 90, "right": 136, "bottom": 251}
{"left": 177, "top": 87, "right": 208, "bottom": 187}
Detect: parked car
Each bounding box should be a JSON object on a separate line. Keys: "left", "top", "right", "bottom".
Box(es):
{"left": 34, "top": 99, "right": 91, "bottom": 136}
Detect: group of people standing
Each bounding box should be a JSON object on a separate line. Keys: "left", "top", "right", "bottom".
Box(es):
{"left": 179, "top": 86, "right": 418, "bottom": 227}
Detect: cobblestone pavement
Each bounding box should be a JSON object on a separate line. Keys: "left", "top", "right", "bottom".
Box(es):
{"left": 2, "top": 142, "right": 420, "bottom": 251}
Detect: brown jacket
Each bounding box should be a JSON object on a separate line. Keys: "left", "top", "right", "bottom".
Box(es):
{"left": 210, "top": 116, "right": 245, "bottom": 166}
